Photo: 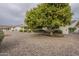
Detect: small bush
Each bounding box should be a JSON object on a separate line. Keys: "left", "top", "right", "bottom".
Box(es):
{"left": 33, "top": 29, "right": 46, "bottom": 33}
{"left": 19, "top": 29, "right": 27, "bottom": 32}
{"left": 24, "top": 29, "right": 27, "bottom": 32}
{"left": 53, "top": 29, "right": 62, "bottom": 34}
{"left": 27, "top": 29, "right": 32, "bottom": 32}
{"left": 19, "top": 29, "right": 24, "bottom": 32}
{"left": 69, "top": 27, "right": 76, "bottom": 33}
{"left": 53, "top": 29, "right": 63, "bottom": 37}
{"left": 0, "top": 30, "right": 4, "bottom": 44}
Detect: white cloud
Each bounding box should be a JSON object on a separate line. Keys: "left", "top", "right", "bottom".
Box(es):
{"left": 0, "top": 3, "right": 79, "bottom": 25}
{"left": 0, "top": 3, "right": 38, "bottom": 25}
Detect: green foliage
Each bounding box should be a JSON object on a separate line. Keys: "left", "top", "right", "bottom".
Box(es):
{"left": 24, "top": 29, "right": 27, "bottom": 32}
{"left": 53, "top": 29, "right": 64, "bottom": 37}
{"left": 69, "top": 27, "right": 76, "bottom": 33}
{"left": 25, "top": 3, "right": 72, "bottom": 35}
{"left": 0, "top": 30, "right": 4, "bottom": 44}
{"left": 53, "top": 29, "right": 62, "bottom": 34}
{"left": 19, "top": 29, "right": 27, "bottom": 32}
{"left": 33, "top": 29, "right": 47, "bottom": 33}
{"left": 20, "top": 26, "right": 28, "bottom": 32}
{"left": 19, "top": 29, "right": 24, "bottom": 32}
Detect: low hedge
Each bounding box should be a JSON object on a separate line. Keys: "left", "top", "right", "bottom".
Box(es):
{"left": 19, "top": 29, "right": 27, "bottom": 32}
{"left": 69, "top": 27, "right": 76, "bottom": 33}
{"left": 53, "top": 29, "right": 63, "bottom": 37}
{"left": 33, "top": 29, "right": 47, "bottom": 33}
{"left": 19, "top": 29, "right": 23, "bottom": 32}
{"left": 53, "top": 29, "right": 62, "bottom": 34}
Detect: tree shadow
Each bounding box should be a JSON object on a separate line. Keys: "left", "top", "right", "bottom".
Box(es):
{"left": 31, "top": 32, "right": 64, "bottom": 38}
{"left": 0, "top": 39, "right": 19, "bottom": 54}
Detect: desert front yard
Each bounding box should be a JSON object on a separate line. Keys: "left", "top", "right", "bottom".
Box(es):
{"left": 0, "top": 31, "right": 79, "bottom": 56}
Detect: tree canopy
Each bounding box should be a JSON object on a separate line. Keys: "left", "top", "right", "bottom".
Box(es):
{"left": 25, "top": 3, "right": 72, "bottom": 32}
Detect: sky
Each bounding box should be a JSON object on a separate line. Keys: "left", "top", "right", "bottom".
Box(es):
{"left": 71, "top": 3, "right": 79, "bottom": 20}
{"left": 0, "top": 3, "right": 79, "bottom": 25}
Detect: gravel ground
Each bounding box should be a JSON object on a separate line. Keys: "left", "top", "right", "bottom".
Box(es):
{"left": 0, "top": 31, "right": 79, "bottom": 56}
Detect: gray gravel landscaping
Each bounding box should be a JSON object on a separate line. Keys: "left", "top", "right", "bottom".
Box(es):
{"left": 0, "top": 31, "right": 79, "bottom": 56}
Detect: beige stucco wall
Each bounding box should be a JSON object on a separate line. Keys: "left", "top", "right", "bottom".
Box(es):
{"left": 60, "top": 26, "right": 69, "bottom": 34}
{"left": 75, "top": 27, "right": 79, "bottom": 33}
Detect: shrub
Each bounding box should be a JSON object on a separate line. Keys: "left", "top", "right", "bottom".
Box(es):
{"left": 69, "top": 27, "right": 76, "bottom": 33}
{"left": 24, "top": 29, "right": 27, "bottom": 32}
{"left": 19, "top": 29, "right": 24, "bottom": 32}
{"left": 53, "top": 29, "right": 62, "bottom": 34}
{"left": 33, "top": 29, "right": 46, "bottom": 33}
{"left": 53, "top": 29, "right": 63, "bottom": 37}
{"left": 27, "top": 29, "right": 32, "bottom": 32}
{"left": 19, "top": 29, "right": 27, "bottom": 32}
{"left": 0, "top": 30, "right": 4, "bottom": 44}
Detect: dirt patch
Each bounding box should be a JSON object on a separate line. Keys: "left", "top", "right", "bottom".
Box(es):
{"left": 0, "top": 31, "right": 79, "bottom": 56}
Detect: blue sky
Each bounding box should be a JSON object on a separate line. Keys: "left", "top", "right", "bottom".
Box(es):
{"left": 0, "top": 3, "right": 79, "bottom": 25}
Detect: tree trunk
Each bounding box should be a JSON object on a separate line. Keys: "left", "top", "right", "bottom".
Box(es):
{"left": 50, "top": 31, "right": 53, "bottom": 36}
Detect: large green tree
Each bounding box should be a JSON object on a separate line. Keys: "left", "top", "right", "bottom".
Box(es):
{"left": 25, "top": 3, "right": 72, "bottom": 35}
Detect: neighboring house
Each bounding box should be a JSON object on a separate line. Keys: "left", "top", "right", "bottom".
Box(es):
{"left": 10, "top": 25, "right": 22, "bottom": 31}
{"left": 70, "top": 20, "right": 79, "bottom": 33}
{"left": 14, "top": 26, "right": 21, "bottom": 31}
{"left": 60, "top": 20, "right": 79, "bottom": 34}
{"left": 0, "top": 24, "right": 27, "bottom": 32}
{"left": 60, "top": 26, "right": 69, "bottom": 34}
{"left": 0, "top": 25, "right": 12, "bottom": 32}
{"left": 75, "top": 21, "right": 79, "bottom": 33}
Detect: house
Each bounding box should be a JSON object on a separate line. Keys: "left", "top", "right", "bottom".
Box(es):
{"left": 60, "top": 20, "right": 79, "bottom": 34}
{"left": 10, "top": 25, "right": 22, "bottom": 31}
{"left": 75, "top": 21, "right": 79, "bottom": 33}
{"left": 0, "top": 24, "right": 27, "bottom": 32}
{"left": 60, "top": 26, "right": 69, "bottom": 34}
{"left": 0, "top": 25, "right": 12, "bottom": 32}
{"left": 0, "top": 25, "right": 21, "bottom": 32}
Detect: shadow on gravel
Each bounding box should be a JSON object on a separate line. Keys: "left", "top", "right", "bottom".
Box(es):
{"left": 30, "top": 32, "right": 65, "bottom": 38}
{"left": 0, "top": 39, "right": 19, "bottom": 53}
